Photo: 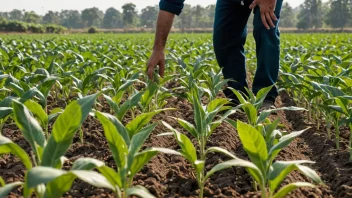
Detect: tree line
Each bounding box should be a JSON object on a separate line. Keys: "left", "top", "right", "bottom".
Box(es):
{"left": 0, "top": 0, "right": 351, "bottom": 30}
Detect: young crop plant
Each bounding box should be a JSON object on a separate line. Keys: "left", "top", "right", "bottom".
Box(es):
{"left": 159, "top": 87, "right": 247, "bottom": 198}
{"left": 328, "top": 96, "right": 352, "bottom": 160}
{"left": 95, "top": 108, "right": 177, "bottom": 198}
{"left": 0, "top": 94, "right": 123, "bottom": 197}
{"left": 229, "top": 86, "right": 305, "bottom": 127}
{"left": 139, "top": 72, "right": 174, "bottom": 113}
{"left": 201, "top": 69, "right": 230, "bottom": 101}
{"left": 228, "top": 120, "right": 323, "bottom": 198}
{"left": 11, "top": 94, "right": 98, "bottom": 167}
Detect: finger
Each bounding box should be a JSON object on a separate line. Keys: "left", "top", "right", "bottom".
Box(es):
{"left": 249, "top": 0, "right": 258, "bottom": 9}
{"left": 270, "top": 11, "right": 278, "bottom": 21}
{"left": 147, "top": 63, "right": 155, "bottom": 80}
{"left": 265, "top": 12, "right": 275, "bottom": 28}
{"left": 159, "top": 60, "right": 165, "bottom": 78}
{"left": 261, "top": 12, "right": 270, "bottom": 30}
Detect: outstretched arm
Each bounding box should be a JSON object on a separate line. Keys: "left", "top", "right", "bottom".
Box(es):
{"left": 147, "top": 10, "right": 175, "bottom": 80}
{"left": 147, "top": 0, "right": 185, "bottom": 80}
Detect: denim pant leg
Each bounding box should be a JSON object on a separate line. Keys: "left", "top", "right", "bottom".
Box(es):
{"left": 252, "top": 0, "right": 284, "bottom": 102}
{"left": 213, "top": 0, "right": 253, "bottom": 98}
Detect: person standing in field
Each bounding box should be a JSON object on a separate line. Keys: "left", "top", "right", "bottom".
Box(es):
{"left": 147, "top": 0, "right": 283, "bottom": 109}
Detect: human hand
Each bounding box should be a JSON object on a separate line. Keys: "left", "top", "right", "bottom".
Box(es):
{"left": 147, "top": 50, "right": 165, "bottom": 80}
{"left": 249, "top": 0, "right": 278, "bottom": 30}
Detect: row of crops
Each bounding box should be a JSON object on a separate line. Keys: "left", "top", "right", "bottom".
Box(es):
{"left": 0, "top": 34, "right": 351, "bottom": 197}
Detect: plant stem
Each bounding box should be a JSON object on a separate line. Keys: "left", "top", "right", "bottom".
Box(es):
{"left": 199, "top": 184, "right": 204, "bottom": 198}
{"left": 307, "top": 102, "right": 311, "bottom": 121}
{"left": 198, "top": 136, "right": 206, "bottom": 198}
{"left": 326, "top": 118, "right": 331, "bottom": 140}
{"left": 335, "top": 121, "right": 340, "bottom": 150}
{"left": 260, "top": 184, "right": 267, "bottom": 198}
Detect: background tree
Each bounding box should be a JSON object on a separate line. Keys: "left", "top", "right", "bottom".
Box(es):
{"left": 81, "top": 7, "right": 103, "bottom": 27}
{"left": 43, "top": 11, "right": 60, "bottom": 24}
{"left": 23, "top": 11, "right": 41, "bottom": 23}
{"left": 206, "top": 5, "right": 216, "bottom": 28}
{"left": 193, "top": 5, "right": 206, "bottom": 28}
{"left": 9, "top": 9, "right": 23, "bottom": 21}
{"left": 325, "top": 0, "right": 352, "bottom": 29}
{"left": 280, "top": 2, "right": 296, "bottom": 27}
{"left": 122, "top": 3, "right": 138, "bottom": 27}
{"left": 297, "top": 0, "right": 323, "bottom": 29}
{"left": 60, "top": 10, "right": 83, "bottom": 29}
{"left": 175, "top": 4, "right": 193, "bottom": 31}
{"left": 140, "top": 6, "right": 158, "bottom": 28}
{"left": 103, "top": 7, "right": 123, "bottom": 29}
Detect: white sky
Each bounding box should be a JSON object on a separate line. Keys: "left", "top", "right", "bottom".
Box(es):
{"left": 1, "top": 0, "right": 314, "bottom": 14}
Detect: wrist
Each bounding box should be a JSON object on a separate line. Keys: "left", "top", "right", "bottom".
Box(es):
{"left": 153, "top": 46, "right": 165, "bottom": 52}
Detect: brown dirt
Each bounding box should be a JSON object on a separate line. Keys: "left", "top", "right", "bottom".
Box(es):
{"left": 1, "top": 91, "right": 351, "bottom": 197}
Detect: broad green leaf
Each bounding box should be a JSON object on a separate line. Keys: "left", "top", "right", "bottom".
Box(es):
{"left": 335, "top": 97, "right": 349, "bottom": 115}
{"left": 163, "top": 121, "right": 197, "bottom": 163}
{"left": 207, "top": 98, "right": 228, "bottom": 112}
{"left": 45, "top": 174, "right": 75, "bottom": 198}
{"left": 0, "top": 107, "right": 12, "bottom": 119}
{"left": 296, "top": 165, "right": 323, "bottom": 184}
{"left": 96, "top": 112, "right": 128, "bottom": 169}
{"left": 204, "top": 158, "right": 262, "bottom": 185}
{"left": 236, "top": 121, "right": 268, "bottom": 173}
{"left": 205, "top": 147, "right": 237, "bottom": 159}
{"left": 257, "top": 106, "right": 306, "bottom": 124}
{"left": 256, "top": 85, "right": 274, "bottom": 104}
{"left": 117, "top": 92, "right": 143, "bottom": 120}
{"left": 41, "top": 94, "right": 97, "bottom": 167}
{"left": 97, "top": 112, "right": 130, "bottom": 145}
{"left": 269, "top": 160, "right": 314, "bottom": 192}
{"left": 272, "top": 182, "right": 315, "bottom": 198}
{"left": 174, "top": 117, "right": 198, "bottom": 139}
{"left": 192, "top": 92, "right": 205, "bottom": 136}
{"left": 130, "top": 149, "right": 158, "bottom": 177}
{"left": 127, "top": 124, "right": 157, "bottom": 171}
{"left": 131, "top": 148, "right": 180, "bottom": 177}
{"left": 71, "top": 157, "right": 105, "bottom": 170}
{"left": 24, "top": 100, "right": 48, "bottom": 128}
{"left": 265, "top": 118, "right": 281, "bottom": 143}
{"left": 39, "top": 77, "right": 59, "bottom": 98}
{"left": 240, "top": 103, "right": 257, "bottom": 125}
{"left": 229, "top": 88, "right": 247, "bottom": 104}
{"left": 97, "top": 165, "right": 122, "bottom": 188}
{"left": 0, "top": 136, "right": 32, "bottom": 169}
{"left": 140, "top": 82, "right": 158, "bottom": 108}
{"left": 12, "top": 100, "right": 45, "bottom": 161}
{"left": 126, "top": 185, "right": 155, "bottom": 198}
{"left": 104, "top": 94, "right": 119, "bottom": 114}
{"left": 19, "top": 87, "right": 45, "bottom": 106}
{"left": 71, "top": 170, "right": 115, "bottom": 190}
{"left": 48, "top": 108, "right": 63, "bottom": 122}
{"left": 269, "top": 129, "right": 308, "bottom": 159}
{"left": 0, "top": 182, "right": 23, "bottom": 197}
{"left": 126, "top": 109, "right": 169, "bottom": 138}
{"left": 26, "top": 167, "right": 66, "bottom": 188}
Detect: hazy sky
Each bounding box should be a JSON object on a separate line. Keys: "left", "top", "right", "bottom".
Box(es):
{"left": 2, "top": 0, "right": 311, "bottom": 14}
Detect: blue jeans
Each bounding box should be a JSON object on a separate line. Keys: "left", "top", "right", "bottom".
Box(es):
{"left": 213, "top": 0, "right": 283, "bottom": 102}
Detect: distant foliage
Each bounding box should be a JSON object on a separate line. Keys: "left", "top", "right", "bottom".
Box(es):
{"left": 0, "top": 19, "right": 66, "bottom": 33}
{"left": 0, "top": 1, "right": 351, "bottom": 30}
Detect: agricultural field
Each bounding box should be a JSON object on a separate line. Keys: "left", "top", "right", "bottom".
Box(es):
{"left": 0, "top": 33, "right": 351, "bottom": 198}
